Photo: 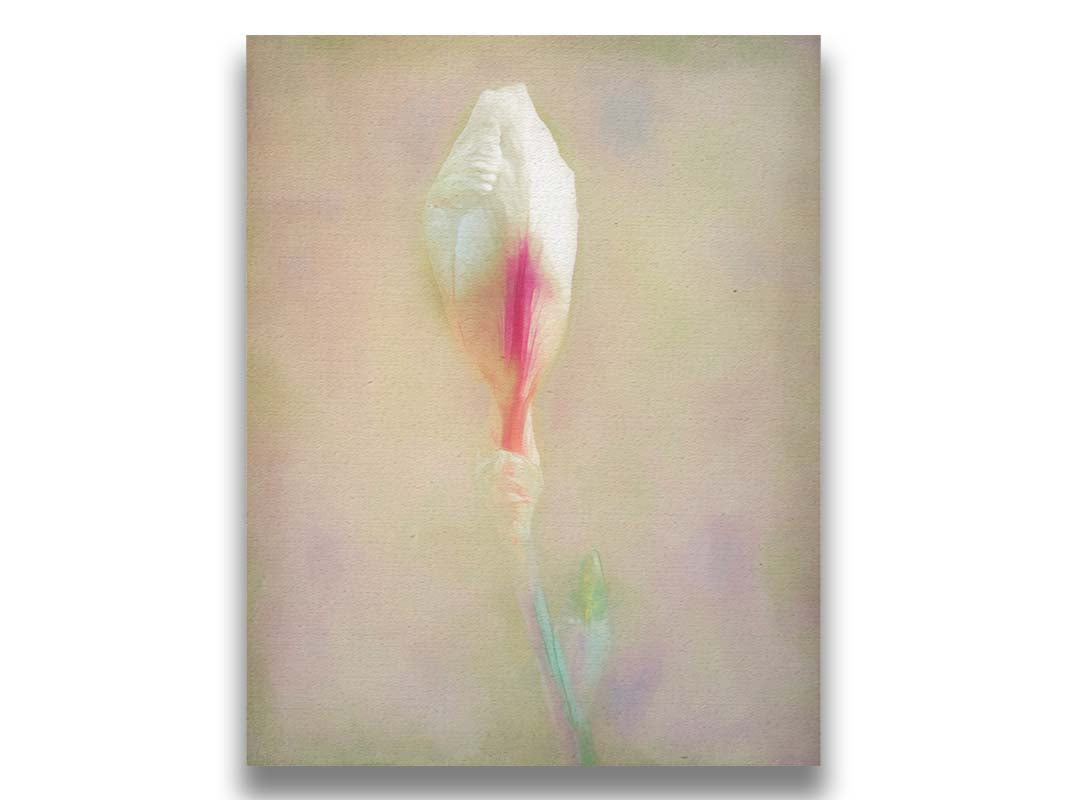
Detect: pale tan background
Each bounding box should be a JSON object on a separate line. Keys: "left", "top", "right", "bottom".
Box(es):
{"left": 248, "top": 35, "right": 819, "bottom": 765}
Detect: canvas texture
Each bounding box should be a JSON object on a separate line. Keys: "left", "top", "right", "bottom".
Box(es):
{"left": 247, "top": 35, "right": 820, "bottom": 766}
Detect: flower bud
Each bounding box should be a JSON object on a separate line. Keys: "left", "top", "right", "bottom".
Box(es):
{"left": 426, "top": 84, "right": 578, "bottom": 456}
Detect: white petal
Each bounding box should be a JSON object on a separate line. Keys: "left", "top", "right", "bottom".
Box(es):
{"left": 426, "top": 84, "right": 577, "bottom": 307}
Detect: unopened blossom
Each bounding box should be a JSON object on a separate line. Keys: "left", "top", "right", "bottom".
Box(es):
{"left": 425, "top": 84, "right": 578, "bottom": 459}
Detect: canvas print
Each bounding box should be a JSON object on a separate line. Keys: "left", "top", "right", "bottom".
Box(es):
{"left": 247, "top": 35, "right": 820, "bottom": 765}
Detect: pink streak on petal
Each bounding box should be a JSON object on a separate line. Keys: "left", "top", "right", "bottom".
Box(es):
{"left": 504, "top": 236, "right": 541, "bottom": 376}
{"left": 501, "top": 235, "right": 543, "bottom": 453}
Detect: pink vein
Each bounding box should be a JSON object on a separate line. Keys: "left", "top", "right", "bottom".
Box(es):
{"left": 500, "top": 235, "right": 543, "bottom": 453}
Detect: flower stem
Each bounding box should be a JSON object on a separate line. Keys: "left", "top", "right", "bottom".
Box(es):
{"left": 486, "top": 448, "right": 596, "bottom": 764}
{"left": 522, "top": 545, "right": 596, "bottom": 765}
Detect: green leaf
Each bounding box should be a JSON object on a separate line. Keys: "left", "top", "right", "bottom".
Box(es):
{"left": 574, "top": 550, "right": 607, "bottom": 625}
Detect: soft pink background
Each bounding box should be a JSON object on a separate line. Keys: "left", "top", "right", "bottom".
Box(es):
{"left": 248, "top": 36, "right": 819, "bottom": 765}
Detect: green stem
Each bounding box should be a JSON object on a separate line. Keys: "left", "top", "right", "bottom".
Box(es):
{"left": 530, "top": 581, "right": 596, "bottom": 764}
{"left": 487, "top": 448, "right": 596, "bottom": 764}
